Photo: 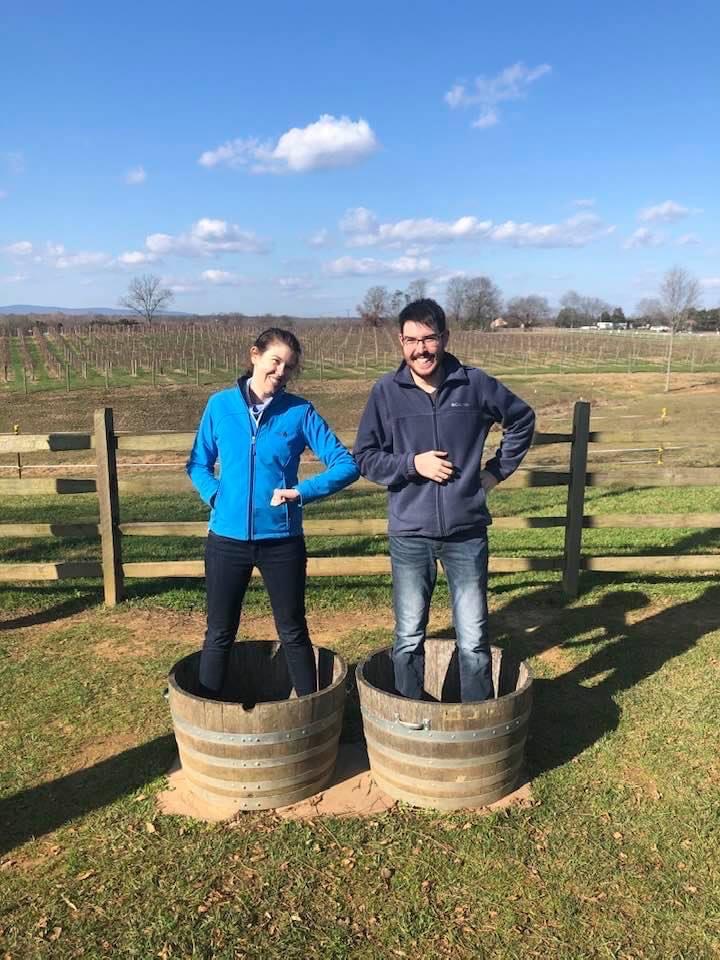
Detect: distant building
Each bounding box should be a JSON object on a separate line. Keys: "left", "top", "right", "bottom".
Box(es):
{"left": 490, "top": 317, "right": 508, "bottom": 330}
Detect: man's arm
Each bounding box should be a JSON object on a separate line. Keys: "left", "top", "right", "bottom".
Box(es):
{"left": 480, "top": 374, "right": 536, "bottom": 483}
{"left": 353, "top": 383, "right": 419, "bottom": 487}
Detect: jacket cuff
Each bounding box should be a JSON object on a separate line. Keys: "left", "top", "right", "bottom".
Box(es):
{"left": 484, "top": 463, "right": 504, "bottom": 484}
{"left": 406, "top": 453, "right": 419, "bottom": 479}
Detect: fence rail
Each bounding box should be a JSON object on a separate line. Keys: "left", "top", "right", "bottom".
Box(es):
{"left": 1, "top": 401, "right": 719, "bottom": 603}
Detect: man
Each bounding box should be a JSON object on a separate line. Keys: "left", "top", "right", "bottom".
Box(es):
{"left": 354, "top": 298, "right": 535, "bottom": 702}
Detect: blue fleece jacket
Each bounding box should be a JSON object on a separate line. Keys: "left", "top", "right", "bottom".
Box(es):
{"left": 353, "top": 353, "right": 535, "bottom": 537}
{"left": 186, "top": 379, "right": 359, "bottom": 540}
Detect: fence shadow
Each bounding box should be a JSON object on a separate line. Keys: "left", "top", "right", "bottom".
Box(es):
{"left": 0, "top": 734, "right": 176, "bottom": 856}
{"left": 492, "top": 583, "right": 720, "bottom": 776}
{"left": 0, "top": 586, "right": 103, "bottom": 631}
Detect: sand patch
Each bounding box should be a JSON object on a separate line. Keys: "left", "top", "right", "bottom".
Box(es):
{"left": 157, "top": 743, "right": 534, "bottom": 823}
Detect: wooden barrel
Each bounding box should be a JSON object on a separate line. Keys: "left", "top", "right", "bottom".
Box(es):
{"left": 168, "top": 641, "right": 346, "bottom": 811}
{"left": 357, "top": 640, "right": 532, "bottom": 810}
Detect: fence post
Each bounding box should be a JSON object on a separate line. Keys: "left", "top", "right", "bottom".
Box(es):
{"left": 562, "top": 400, "right": 591, "bottom": 597}
{"left": 94, "top": 407, "right": 124, "bottom": 606}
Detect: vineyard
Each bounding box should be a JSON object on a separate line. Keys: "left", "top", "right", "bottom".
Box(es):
{"left": 2, "top": 323, "right": 720, "bottom": 393}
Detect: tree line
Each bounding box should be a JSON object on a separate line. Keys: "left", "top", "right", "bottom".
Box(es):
{"left": 357, "top": 267, "right": 717, "bottom": 332}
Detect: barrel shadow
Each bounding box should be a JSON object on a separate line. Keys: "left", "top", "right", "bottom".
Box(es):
{"left": 0, "top": 734, "right": 176, "bottom": 856}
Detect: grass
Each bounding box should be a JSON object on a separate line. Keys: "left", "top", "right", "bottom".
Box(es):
{"left": 1, "top": 568, "right": 719, "bottom": 958}
{"left": 2, "top": 378, "right": 720, "bottom": 957}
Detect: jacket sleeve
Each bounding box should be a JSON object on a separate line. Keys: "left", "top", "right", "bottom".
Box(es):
{"left": 353, "top": 382, "right": 418, "bottom": 488}
{"left": 295, "top": 405, "right": 360, "bottom": 504}
{"left": 186, "top": 399, "right": 221, "bottom": 507}
{"left": 480, "top": 374, "right": 536, "bottom": 482}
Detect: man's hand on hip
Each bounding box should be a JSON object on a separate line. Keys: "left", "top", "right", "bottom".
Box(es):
{"left": 479, "top": 470, "right": 499, "bottom": 493}
{"left": 414, "top": 450, "right": 455, "bottom": 483}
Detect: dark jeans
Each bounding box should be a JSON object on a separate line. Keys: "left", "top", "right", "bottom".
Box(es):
{"left": 389, "top": 531, "right": 492, "bottom": 702}
{"left": 201, "top": 531, "right": 317, "bottom": 697}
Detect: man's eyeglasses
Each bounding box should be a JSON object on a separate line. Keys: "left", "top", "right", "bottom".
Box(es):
{"left": 401, "top": 334, "right": 442, "bottom": 348}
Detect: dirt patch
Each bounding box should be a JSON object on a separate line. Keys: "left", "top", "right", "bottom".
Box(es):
{"left": 91, "top": 609, "right": 206, "bottom": 660}
{"left": 70, "top": 732, "right": 139, "bottom": 771}
{"left": 157, "top": 745, "right": 534, "bottom": 823}
{"left": 622, "top": 764, "right": 662, "bottom": 801}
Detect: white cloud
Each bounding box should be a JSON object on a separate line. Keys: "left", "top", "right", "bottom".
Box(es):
{"left": 445, "top": 62, "right": 551, "bottom": 128}
{"left": 341, "top": 207, "right": 492, "bottom": 247}
{"left": 701, "top": 277, "right": 720, "bottom": 290}
{"left": 473, "top": 109, "right": 499, "bottom": 129}
{"left": 201, "top": 269, "right": 252, "bottom": 286}
{"left": 0, "top": 189, "right": 7, "bottom": 200}
{"left": 278, "top": 275, "right": 316, "bottom": 291}
{"left": 324, "top": 255, "right": 432, "bottom": 277}
{"left": 118, "top": 250, "right": 159, "bottom": 265}
{"left": 124, "top": 165, "right": 147, "bottom": 185}
{"left": 0, "top": 273, "right": 28, "bottom": 284}
{"left": 340, "top": 207, "right": 614, "bottom": 249}
{"left": 145, "top": 218, "right": 270, "bottom": 257}
{"left": 2, "top": 240, "right": 33, "bottom": 257}
{"left": 55, "top": 251, "right": 113, "bottom": 269}
{"left": 573, "top": 198, "right": 596, "bottom": 209}
{"left": 638, "top": 200, "right": 697, "bottom": 223}
{"left": 490, "top": 214, "right": 613, "bottom": 247}
{"left": 161, "top": 275, "right": 202, "bottom": 295}
{"left": 624, "top": 227, "right": 664, "bottom": 249}
{"left": 307, "top": 228, "right": 331, "bottom": 248}
{"left": 677, "top": 233, "right": 701, "bottom": 246}
{"left": 199, "top": 114, "right": 379, "bottom": 174}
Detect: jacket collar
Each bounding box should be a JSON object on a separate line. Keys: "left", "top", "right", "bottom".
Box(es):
{"left": 392, "top": 352, "right": 469, "bottom": 388}
{"left": 236, "top": 375, "right": 287, "bottom": 410}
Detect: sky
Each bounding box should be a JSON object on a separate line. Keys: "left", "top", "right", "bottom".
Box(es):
{"left": 1, "top": 0, "right": 719, "bottom": 316}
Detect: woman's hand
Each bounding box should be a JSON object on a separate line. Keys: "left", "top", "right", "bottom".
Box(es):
{"left": 270, "top": 488, "right": 301, "bottom": 506}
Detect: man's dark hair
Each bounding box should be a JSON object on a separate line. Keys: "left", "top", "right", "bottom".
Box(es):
{"left": 398, "top": 298, "right": 447, "bottom": 334}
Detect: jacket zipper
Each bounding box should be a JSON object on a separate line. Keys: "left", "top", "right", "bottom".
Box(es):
{"left": 429, "top": 390, "right": 447, "bottom": 537}
{"left": 248, "top": 432, "right": 256, "bottom": 539}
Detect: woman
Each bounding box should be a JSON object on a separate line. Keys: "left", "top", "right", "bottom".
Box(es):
{"left": 186, "top": 328, "right": 359, "bottom": 699}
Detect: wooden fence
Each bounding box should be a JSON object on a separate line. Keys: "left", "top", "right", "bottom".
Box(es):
{"left": 1, "top": 401, "right": 719, "bottom": 605}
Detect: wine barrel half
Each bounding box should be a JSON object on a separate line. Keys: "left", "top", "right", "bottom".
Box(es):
{"left": 357, "top": 640, "right": 532, "bottom": 810}
{"left": 168, "top": 641, "right": 347, "bottom": 811}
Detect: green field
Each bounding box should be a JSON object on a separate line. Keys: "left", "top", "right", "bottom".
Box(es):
{"left": 2, "top": 369, "right": 720, "bottom": 958}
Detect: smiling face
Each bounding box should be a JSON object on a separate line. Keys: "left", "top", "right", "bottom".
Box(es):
{"left": 399, "top": 319, "right": 449, "bottom": 385}
{"left": 249, "top": 340, "right": 298, "bottom": 398}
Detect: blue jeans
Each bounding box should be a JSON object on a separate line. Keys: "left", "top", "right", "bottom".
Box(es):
{"left": 389, "top": 532, "right": 492, "bottom": 702}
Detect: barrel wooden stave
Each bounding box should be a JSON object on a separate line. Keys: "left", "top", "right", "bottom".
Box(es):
{"left": 168, "top": 641, "right": 346, "bottom": 811}
{"left": 357, "top": 641, "right": 532, "bottom": 810}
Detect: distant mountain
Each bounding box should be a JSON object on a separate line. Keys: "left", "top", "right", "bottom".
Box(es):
{"left": 0, "top": 304, "right": 190, "bottom": 316}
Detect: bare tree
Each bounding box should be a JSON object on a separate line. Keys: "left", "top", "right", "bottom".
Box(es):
{"left": 119, "top": 274, "right": 174, "bottom": 324}
{"left": 659, "top": 266, "right": 701, "bottom": 392}
{"left": 463, "top": 276, "right": 503, "bottom": 330}
{"left": 445, "top": 276, "right": 467, "bottom": 324}
{"left": 357, "top": 285, "right": 389, "bottom": 327}
{"left": 405, "top": 278, "right": 429, "bottom": 303}
{"left": 633, "top": 297, "right": 662, "bottom": 322}
{"left": 506, "top": 295, "right": 552, "bottom": 328}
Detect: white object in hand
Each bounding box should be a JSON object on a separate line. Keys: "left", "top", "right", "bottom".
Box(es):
{"left": 270, "top": 489, "right": 284, "bottom": 507}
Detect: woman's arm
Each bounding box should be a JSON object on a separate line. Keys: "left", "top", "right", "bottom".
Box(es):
{"left": 186, "top": 399, "right": 221, "bottom": 506}
{"left": 294, "top": 405, "right": 359, "bottom": 504}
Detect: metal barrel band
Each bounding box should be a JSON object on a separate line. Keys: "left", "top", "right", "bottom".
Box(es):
{"left": 174, "top": 732, "right": 339, "bottom": 769}
{"left": 361, "top": 707, "right": 531, "bottom": 743}
{"left": 171, "top": 709, "right": 340, "bottom": 745}
{"left": 363, "top": 732, "right": 526, "bottom": 770}
{"left": 368, "top": 750, "right": 525, "bottom": 794}
{"left": 181, "top": 749, "right": 337, "bottom": 794}
{"left": 186, "top": 770, "right": 336, "bottom": 811}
